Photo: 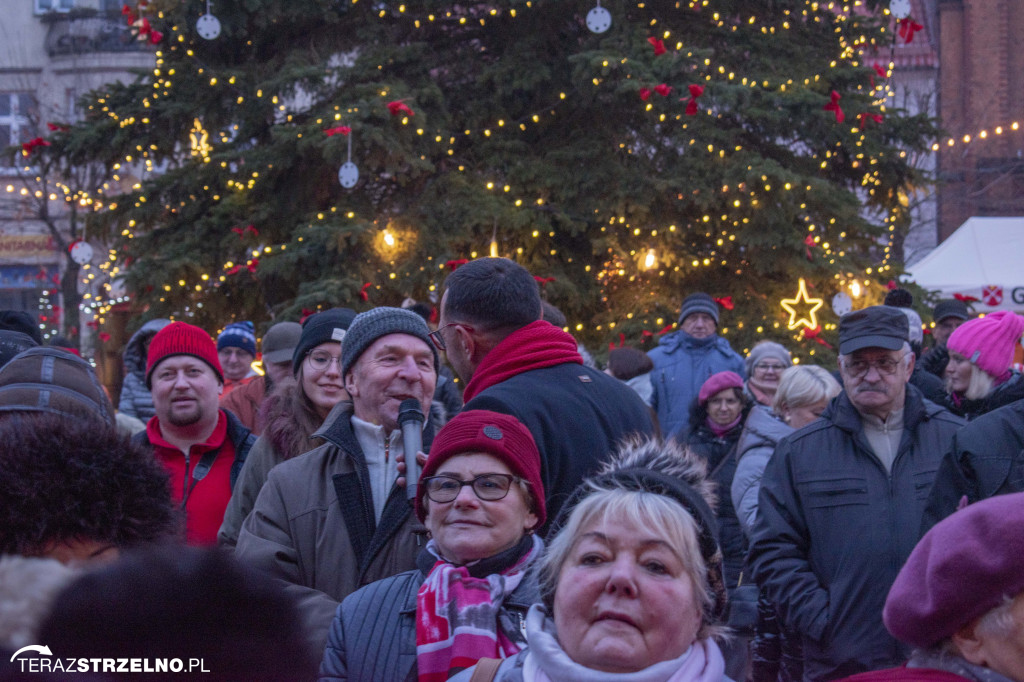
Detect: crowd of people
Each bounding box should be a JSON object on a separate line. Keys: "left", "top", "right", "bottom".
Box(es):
{"left": 1, "top": 258, "right": 1024, "bottom": 682}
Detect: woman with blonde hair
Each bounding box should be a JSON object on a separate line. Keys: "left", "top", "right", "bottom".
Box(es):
{"left": 943, "top": 311, "right": 1024, "bottom": 421}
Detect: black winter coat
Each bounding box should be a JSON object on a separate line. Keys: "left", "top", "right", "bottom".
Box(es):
{"left": 318, "top": 546, "right": 540, "bottom": 682}
{"left": 748, "top": 386, "right": 963, "bottom": 681}
{"left": 465, "top": 362, "right": 655, "bottom": 535}
{"left": 922, "top": 396, "right": 1024, "bottom": 531}
{"left": 941, "top": 370, "right": 1024, "bottom": 421}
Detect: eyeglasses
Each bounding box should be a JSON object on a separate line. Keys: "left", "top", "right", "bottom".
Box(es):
{"left": 754, "top": 362, "right": 787, "bottom": 373}
{"left": 305, "top": 350, "right": 342, "bottom": 372}
{"left": 422, "top": 473, "right": 523, "bottom": 503}
{"left": 428, "top": 322, "right": 473, "bottom": 352}
{"left": 843, "top": 354, "right": 906, "bottom": 378}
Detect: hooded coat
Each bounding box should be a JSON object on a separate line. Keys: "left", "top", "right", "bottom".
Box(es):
{"left": 117, "top": 318, "right": 171, "bottom": 420}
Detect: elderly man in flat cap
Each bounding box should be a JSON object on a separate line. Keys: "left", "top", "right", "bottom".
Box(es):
{"left": 839, "top": 491, "right": 1024, "bottom": 682}
{"left": 749, "top": 306, "right": 964, "bottom": 680}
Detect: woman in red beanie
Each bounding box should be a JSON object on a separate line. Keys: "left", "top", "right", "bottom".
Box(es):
{"left": 943, "top": 311, "right": 1024, "bottom": 420}
{"left": 320, "top": 409, "right": 545, "bottom": 682}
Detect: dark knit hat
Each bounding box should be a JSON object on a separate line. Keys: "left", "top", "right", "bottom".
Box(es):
{"left": 415, "top": 410, "right": 545, "bottom": 527}
{"left": 946, "top": 311, "right": 1024, "bottom": 379}
{"left": 933, "top": 299, "right": 970, "bottom": 324}
{"left": 217, "top": 321, "right": 257, "bottom": 356}
{"left": 146, "top": 322, "right": 223, "bottom": 388}
{"left": 261, "top": 321, "right": 302, "bottom": 365}
{"left": 698, "top": 370, "right": 744, "bottom": 404}
{"left": 0, "top": 330, "right": 38, "bottom": 369}
{"left": 341, "top": 307, "right": 438, "bottom": 378}
{"left": 883, "top": 492, "right": 1024, "bottom": 649}
{"left": 838, "top": 305, "right": 909, "bottom": 355}
{"left": 678, "top": 292, "right": 720, "bottom": 326}
{"left": 292, "top": 308, "right": 357, "bottom": 375}
{"left": 0, "top": 347, "right": 115, "bottom": 425}
{"left": 0, "top": 310, "right": 42, "bottom": 345}
{"left": 883, "top": 288, "right": 914, "bottom": 308}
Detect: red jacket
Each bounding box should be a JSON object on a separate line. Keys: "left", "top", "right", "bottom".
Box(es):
{"left": 840, "top": 666, "right": 970, "bottom": 682}
{"left": 145, "top": 411, "right": 236, "bottom": 545}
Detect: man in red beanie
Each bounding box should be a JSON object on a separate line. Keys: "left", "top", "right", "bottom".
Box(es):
{"left": 134, "top": 321, "right": 256, "bottom": 545}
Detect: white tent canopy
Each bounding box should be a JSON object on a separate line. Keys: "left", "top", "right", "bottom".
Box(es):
{"left": 906, "top": 216, "right": 1024, "bottom": 314}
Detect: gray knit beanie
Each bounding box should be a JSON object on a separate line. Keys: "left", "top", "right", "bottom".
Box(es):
{"left": 341, "top": 307, "right": 438, "bottom": 378}
{"left": 745, "top": 341, "right": 793, "bottom": 375}
{"left": 678, "top": 292, "right": 720, "bottom": 325}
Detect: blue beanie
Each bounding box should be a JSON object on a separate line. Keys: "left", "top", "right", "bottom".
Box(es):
{"left": 217, "top": 321, "right": 257, "bottom": 356}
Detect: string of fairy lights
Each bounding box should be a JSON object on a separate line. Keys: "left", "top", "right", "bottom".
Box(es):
{"left": 7, "top": 0, "right": 1020, "bottom": 352}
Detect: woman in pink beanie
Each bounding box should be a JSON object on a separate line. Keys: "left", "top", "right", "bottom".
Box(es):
{"left": 943, "top": 311, "right": 1024, "bottom": 420}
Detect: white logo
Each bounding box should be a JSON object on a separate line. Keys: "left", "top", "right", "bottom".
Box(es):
{"left": 10, "top": 645, "right": 52, "bottom": 661}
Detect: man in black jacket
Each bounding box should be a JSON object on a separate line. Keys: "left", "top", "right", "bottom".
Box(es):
{"left": 433, "top": 257, "right": 655, "bottom": 533}
{"left": 749, "top": 306, "right": 963, "bottom": 681}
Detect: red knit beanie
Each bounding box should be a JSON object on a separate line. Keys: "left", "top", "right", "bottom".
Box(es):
{"left": 698, "top": 370, "right": 744, "bottom": 405}
{"left": 145, "top": 322, "right": 223, "bottom": 388}
{"left": 946, "top": 311, "right": 1024, "bottom": 380}
{"left": 415, "top": 410, "right": 545, "bottom": 527}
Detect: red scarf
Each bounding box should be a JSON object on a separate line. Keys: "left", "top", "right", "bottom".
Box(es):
{"left": 463, "top": 321, "right": 583, "bottom": 402}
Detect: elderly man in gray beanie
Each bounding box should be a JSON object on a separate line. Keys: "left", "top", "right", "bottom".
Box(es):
{"left": 647, "top": 292, "right": 746, "bottom": 440}
{"left": 235, "top": 306, "right": 442, "bottom": 651}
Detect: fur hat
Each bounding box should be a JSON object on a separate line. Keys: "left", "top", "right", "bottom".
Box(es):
{"left": 416, "top": 410, "right": 545, "bottom": 527}
{"left": 946, "top": 311, "right": 1024, "bottom": 379}
{"left": 0, "top": 347, "right": 115, "bottom": 425}
{"left": 340, "top": 307, "right": 438, "bottom": 378}
{"left": 146, "top": 322, "right": 223, "bottom": 387}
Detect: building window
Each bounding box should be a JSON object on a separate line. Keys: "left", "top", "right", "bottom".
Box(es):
{"left": 0, "top": 92, "right": 37, "bottom": 149}
{"left": 35, "top": 0, "right": 75, "bottom": 12}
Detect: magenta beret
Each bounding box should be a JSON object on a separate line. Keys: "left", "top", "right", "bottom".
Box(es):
{"left": 698, "top": 371, "right": 744, "bottom": 405}
{"left": 883, "top": 492, "right": 1024, "bottom": 648}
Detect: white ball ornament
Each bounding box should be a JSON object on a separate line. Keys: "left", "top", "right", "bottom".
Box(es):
{"left": 338, "top": 162, "right": 359, "bottom": 189}
{"left": 831, "top": 292, "right": 853, "bottom": 317}
{"left": 586, "top": 5, "right": 612, "bottom": 34}
{"left": 69, "top": 240, "right": 94, "bottom": 265}
{"left": 197, "top": 13, "right": 222, "bottom": 40}
{"left": 889, "top": 0, "right": 912, "bottom": 20}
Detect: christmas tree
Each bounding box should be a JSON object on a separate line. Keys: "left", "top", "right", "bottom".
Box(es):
{"left": 56, "top": 0, "right": 937, "bottom": 363}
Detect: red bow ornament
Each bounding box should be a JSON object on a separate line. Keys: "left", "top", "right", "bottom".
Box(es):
{"left": 653, "top": 84, "right": 672, "bottom": 97}
{"left": 639, "top": 87, "right": 652, "bottom": 101}
{"left": 953, "top": 293, "right": 979, "bottom": 303}
{"left": 300, "top": 308, "right": 315, "bottom": 323}
{"left": 387, "top": 100, "right": 415, "bottom": 117}
{"left": 802, "top": 325, "right": 834, "bottom": 349}
{"left": 359, "top": 282, "right": 373, "bottom": 301}
{"left": 445, "top": 259, "right": 469, "bottom": 271}
{"left": 46, "top": 122, "right": 69, "bottom": 132}
{"left": 247, "top": 259, "right": 259, "bottom": 273}
{"left": 805, "top": 234, "right": 816, "bottom": 261}
{"left": 21, "top": 137, "right": 51, "bottom": 156}
{"left": 648, "top": 37, "right": 667, "bottom": 56}
{"left": 714, "top": 296, "right": 734, "bottom": 310}
{"left": 824, "top": 91, "right": 844, "bottom": 123}
{"left": 98, "top": 332, "right": 111, "bottom": 343}
{"left": 897, "top": 18, "right": 924, "bottom": 44}
{"left": 685, "top": 84, "right": 704, "bottom": 116}
{"left": 534, "top": 276, "right": 557, "bottom": 287}
{"left": 858, "top": 112, "right": 884, "bottom": 130}
{"left": 324, "top": 126, "right": 351, "bottom": 137}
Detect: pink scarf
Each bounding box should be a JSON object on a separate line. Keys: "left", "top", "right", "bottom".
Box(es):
{"left": 462, "top": 321, "right": 582, "bottom": 402}
{"left": 415, "top": 537, "right": 540, "bottom": 681}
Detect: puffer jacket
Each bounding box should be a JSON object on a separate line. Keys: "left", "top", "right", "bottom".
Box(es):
{"left": 732, "top": 405, "right": 793, "bottom": 538}
{"left": 116, "top": 318, "right": 170, "bottom": 420}
{"left": 749, "top": 386, "right": 963, "bottom": 681}
{"left": 922, "top": 396, "right": 1024, "bottom": 532}
{"left": 318, "top": 544, "right": 540, "bottom": 682}
{"left": 648, "top": 331, "right": 746, "bottom": 441}
{"left": 234, "top": 401, "right": 441, "bottom": 652}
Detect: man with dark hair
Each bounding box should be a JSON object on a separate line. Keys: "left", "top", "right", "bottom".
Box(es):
{"left": 750, "top": 306, "right": 963, "bottom": 680}
{"left": 436, "top": 257, "right": 654, "bottom": 530}
{"left": 0, "top": 412, "right": 179, "bottom": 562}
{"left": 37, "top": 546, "right": 318, "bottom": 681}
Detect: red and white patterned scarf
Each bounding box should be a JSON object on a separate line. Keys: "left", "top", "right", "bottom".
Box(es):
{"left": 415, "top": 535, "right": 541, "bottom": 681}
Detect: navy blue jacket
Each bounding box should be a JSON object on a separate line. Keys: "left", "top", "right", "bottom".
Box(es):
{"left": 749, "top": 386, "right": 963, "bottom": 681}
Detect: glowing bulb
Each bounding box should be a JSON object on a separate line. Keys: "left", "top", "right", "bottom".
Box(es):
{"left": 850, "top": 281, "right": 862, "bottom": 298}
{"left": 383, "top": 230, "right": 395, "bottom": 247}
{"left": 644, "top": 249, "right": 657, "bottom": 270}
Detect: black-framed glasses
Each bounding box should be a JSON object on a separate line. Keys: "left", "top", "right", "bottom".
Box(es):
{"left": 843, "top": 354, "right": 906, "bottom": 378}
{"left": 305, "top": 350, "right": 341, "bottom": 372}
{"left": 428, "top": 322, "right": 473, "bottom": 352}
{"left": 422, "top": 473, "right": 522, "bottom": 503}
{"left": 754, "top": 362, "right": 787, "bottom": 373}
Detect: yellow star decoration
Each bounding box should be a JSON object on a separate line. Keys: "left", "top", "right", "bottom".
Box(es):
{"left": 781, "top": 278, "right": 824, "bottom": 330}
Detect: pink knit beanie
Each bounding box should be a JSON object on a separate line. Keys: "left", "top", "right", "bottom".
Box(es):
{"left": 946, "top": 311, "right": 1024, "bottom": 379}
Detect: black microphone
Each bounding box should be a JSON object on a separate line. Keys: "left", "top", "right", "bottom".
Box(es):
{"left": 398, "top": 398, "right": 425, "bottom": 503}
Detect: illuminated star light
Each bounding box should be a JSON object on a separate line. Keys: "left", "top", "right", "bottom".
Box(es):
{"left": 781, "top": 278, "right": 824, "bottom": 330}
